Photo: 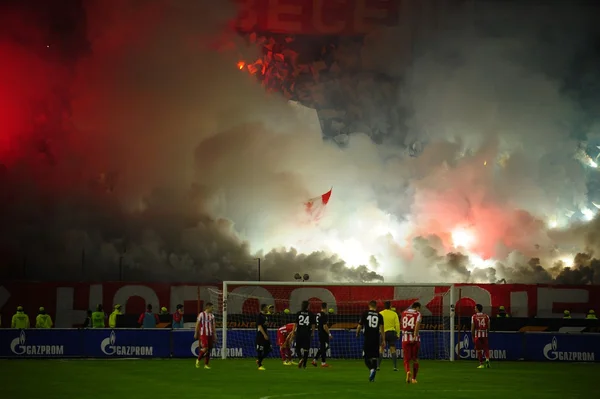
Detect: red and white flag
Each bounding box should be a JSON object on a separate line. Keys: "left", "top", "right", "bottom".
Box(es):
{"left": 304, "top": 188, "right": 332, "bottom": 223}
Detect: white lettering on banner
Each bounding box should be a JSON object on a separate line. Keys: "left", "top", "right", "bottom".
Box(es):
{"left": 228, "top": 286, "right": 275, "bottom": 314}
{"left": 170, "top": 286, "right": 215, "bottom": 313}
{"left": 312, "top": 0, "right": 344, "bottom": 35}
{"left": 101, "top": 330, "right": 153, "bottom": 356}
{"left": 113, "top": 285, "right": 160, "bottom": 315}
{"left": 289, "top": 288, "right": 337, "bottom": 313}
{"left": 10, "top": 331, "right": 64, "bottom": 356}
{"left": 237, "top": 0, "right": 259, "bottom": 32}
{"left": 291, "top": 347, "right": 331, "bottom": 358}
{"left": 267, "top": 0, "right": 303, "bottom": 33}
{"left": 537, "top": 287, "right": 589, "bottom": 318}
{"left": 393, "top": 286, "right": 435, "bottom": 316}
{"left": 453, "top": 334, "right": 506, "bottom": 360}
{"left": 56, "top": 285, "right": 102, "bottom": 328}
{"left": 543, "top": 336, "right": 595, "bottom": 362}
{"left": 236, "top": 0, "right": 397, "bottom": 35}
{"left": 190, "top": 340, "right": 243, "bottom": 358}
{"left": 510, "top": 291, "right": 528, "bottom": 317}
{"left": 354, "top": 0, "right": 388, "bottom": 34}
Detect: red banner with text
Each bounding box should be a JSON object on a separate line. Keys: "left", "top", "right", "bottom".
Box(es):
{"left": 234, "top": 0, "right": 400, "bottom": 35}
{"left": 1, "top": 283, "right": 599, "bottom": 327}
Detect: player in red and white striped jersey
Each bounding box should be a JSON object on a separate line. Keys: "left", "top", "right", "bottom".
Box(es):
{"left": 471, "top": 304, "right": 491, "bottom": 369}
{"left": 277, "top": 322, "right": 297, "bottom": 365}
{"left": 400, "top": 302, "right": 422, "bottom": 384}
{"left": 194, "top": 302, "right": 216, "bottom": 369}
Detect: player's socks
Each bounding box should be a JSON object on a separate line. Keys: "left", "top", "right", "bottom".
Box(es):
{"left": 404, "top": 359, "right": 410, "bottom": 373}
{"left": 205, "top": 352, "right": 210, "bottom": 366}
{"left": 392, "top": 353, "right": 398, "bottom": 370}
{"left": 413, "top": 363, "right": 419, "bottom": 380}
{"left": 485, "top": 359, "right": 491, "bottom": 368}
{"left": 405, "top": 371, "right": 412, "bottom": 384}
{"left": 369, "top": 368, "right": 376, "bottom": 382}
{"left": 377, "top": 355, "right": 382, "bottom": 371}
{"left": 302, "top": 350, "right": 309, "bottom": 369}
{"left": 195, "top": 359, "right": 200, "bottom": 368}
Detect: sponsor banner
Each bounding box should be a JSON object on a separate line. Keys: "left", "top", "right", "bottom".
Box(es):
{"left": 454, "top": 332, "right": 522, "bottom": 361}
{"left": 524, "top": 332, "right": 599, "bottom": 362}
{"left": 172, "top": 329, "right": 450, "bottom": 360}
{"left": 1, "top": 283, "right": 600, "bottom": 327}
{"left": 0, "top": 329, "right": 81, "bottom": 358}
{"left": 234, "top": 0, "right": 400, "bottom": 36}
{"left": 83, "top": 329, "right": 171, "bottom": 358}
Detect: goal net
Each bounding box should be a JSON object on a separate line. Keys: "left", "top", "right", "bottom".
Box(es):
{"left": 208, "top": 282, "right": 455, "bottom": 361}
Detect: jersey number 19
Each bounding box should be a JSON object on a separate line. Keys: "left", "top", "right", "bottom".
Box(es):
{"left": 367, "top": 314, "right": 378, "bottom": 328}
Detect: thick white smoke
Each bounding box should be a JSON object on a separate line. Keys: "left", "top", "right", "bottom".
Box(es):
{"left": 2, "top": 1, "right": 600, "bottom": 284}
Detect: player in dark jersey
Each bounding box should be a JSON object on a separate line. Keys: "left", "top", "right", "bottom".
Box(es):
{"left": 294, "top": 300, "right": 315, "bottom": 369}
{"left": 256, "top": 303, "right": 272, "bottom": 371}
{"left": 312, "top": 302, "right": 332, "bottom": 367}
{"left": 357, "top": 300, "right": 384, "bottom": 382}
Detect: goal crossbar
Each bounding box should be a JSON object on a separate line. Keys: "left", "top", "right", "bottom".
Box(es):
{"left": 219, "top": 281, "right": 455, "bottom": 361}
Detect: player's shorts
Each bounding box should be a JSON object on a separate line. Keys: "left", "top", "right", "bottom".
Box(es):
{"left": 474, "top": 337, "right": 489, "bottom": 350}
{"left": 256, "top": 335, "right": 272, "bottom": 353}
{"left": 384, "top": 331, "right": 398, "bottom": 346}
{"left": 363, "top": 341, "right": 380, "bottom": 360}
{"left": 277, "top": 332, "right": 288, "bottom": 347}
{"left": 402, "top": 341, "right": 420, "bottom": 361}
{"left": 295, "top": 333, "right": 311, "bottom": 351}
{"left": 318, "top": 333, "right": 330, "bottom": 344}
{"left": 200, "top": 335, "right": 214, "bottom": 349}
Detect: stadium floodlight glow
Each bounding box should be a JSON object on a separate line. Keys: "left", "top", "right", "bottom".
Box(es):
{"left": 212, "top": 281, "right": 456, "bottom": 362}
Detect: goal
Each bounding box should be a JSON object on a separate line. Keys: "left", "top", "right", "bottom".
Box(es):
{"left": 208, "top": 282, "right": 455, "bottom": 361}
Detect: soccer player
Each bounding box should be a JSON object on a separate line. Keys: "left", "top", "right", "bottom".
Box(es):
{"left": 401, "top": 302, "right": 422, "bottom": 384}
{"left": 357, "top": 300, "right": 384, "bottom": 382}
{"left": 277, "top": 322, "right": 296, "bottom": 365}
{"left": 295, "top": 300, "right": 315, "bottom": 369}
{"left": 471, "top": 303, "right": 491, "bottom": 369}
{"left": 256, "top": 303, "right": 272, "bottom": 371}
{"left": 312, "top": 302, "right": 332, "bottom": 368}
{"left": 378, "top": 301, "right": 400, "bottom": 371}
{"left": 194, "top": 302, "right": 216, "bottom": 369}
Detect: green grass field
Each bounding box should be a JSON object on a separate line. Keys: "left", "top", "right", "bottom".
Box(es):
{"left": 1, "top": 359, "right": 597, "bottom": 399}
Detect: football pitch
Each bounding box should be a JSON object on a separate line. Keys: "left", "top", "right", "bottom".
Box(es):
{"left": 1, "top": 359, "right": 598, "bottom": 399}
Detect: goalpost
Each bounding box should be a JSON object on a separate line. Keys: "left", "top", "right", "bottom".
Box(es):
{"left": 209, "top": 281, "right": 455, "bottom": 361}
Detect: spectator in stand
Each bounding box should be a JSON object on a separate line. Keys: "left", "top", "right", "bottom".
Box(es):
{"left": 586, "top": 309, "right": 597, "bottom": 320}
{"left": 563, "top": 310, "right": 572, "bottom": 319}
{"left": 83, "top": 310, "right": 92, "bottom": 328}
{"left": 139, "top": 304, "right": 159, "bottom": 328}
{"left": 172, "top": 304, "right": 184, "bottom": 329}
{"left": 12, "top": 306, "right": 30, "bottom": 329}
{"left": 35, "top": 307, "right": 53, "bottom": 328}
{"left": 109, "top": 304, "right": 123, "bottom": 328}
{"left": 497, "top": 306, "right": 510, "bottom": 318}
{"left": 92, "top": 305, "right": 106, "bottom": 328}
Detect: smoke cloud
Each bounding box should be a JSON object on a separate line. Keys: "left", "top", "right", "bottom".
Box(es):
{"left": 1, "top": 0, "right": 600, "bottom": 284}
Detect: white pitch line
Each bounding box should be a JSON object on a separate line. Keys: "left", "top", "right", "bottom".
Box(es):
{"left": 260, "top": 392, "right": 338, "bottom": 399}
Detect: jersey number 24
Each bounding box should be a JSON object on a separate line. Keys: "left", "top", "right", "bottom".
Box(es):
{"left": 298, "top": 315, "right": 310, "bottom": 326}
